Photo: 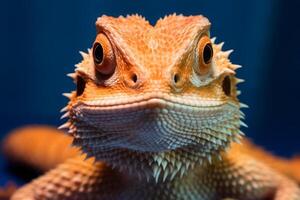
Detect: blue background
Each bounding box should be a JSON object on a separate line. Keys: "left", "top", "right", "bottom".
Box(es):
{"left": 0, "top": 0, "right": 299, "bottom": 186}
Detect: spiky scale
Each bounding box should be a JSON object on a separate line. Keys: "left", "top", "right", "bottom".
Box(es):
{"left": 222, "top": 49, "right": 234, "bottom": 58}
{"left": 62, "top": 93, "right": 72, "bottom": 99}
{"left": 161, "top": 160, "right": 168, "bottom": 170}
{"left": 231, "top": 64, "right": 242, "bottom": 70}
{"left": 162, "top": 168, "right": 169, "bottom": 182}
{"left": 235, "top": 78, "right": 245, "bottom": 84}
{"left": 239, "top": 121, "right": 248, "bottom": 128}
{"left": 58, "top": 122, "right": 71, "bottom": 130}
{"left": 154, "top": 166, "right": 162, "bottom": 183}
{"left": 79, "top": 51, "right": 89, "bottom": 59}
{"left": 216, "top": 42, "right": 224, "bottom": 49}
{"left": 67, "top": 73, "right": 77, "bottom": 80}
{"left": 60, "top": 112, "right": 70, "bottom": 119}
{"left": 207, "top": 155, "right": 212, "bottom": 164}
{"left": 223, "top": 68, "right": 236, "bottom": 75}
{"left": 155, "top": 156, "right": 163, "bottom": 166}
{"left": 60, "top": 106, "right": 69, "bottom": 113}
{"left": 239, "top": 103, "right": 249, "bottom": 108}
{"left": 211, "top": 37, "right": 216, "bottom": 43}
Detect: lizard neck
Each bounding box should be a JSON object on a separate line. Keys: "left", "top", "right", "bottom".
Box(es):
{"left": 84, "top": 143, "right": 228, "bottom": 182}
{"left": 105, "top": 155, "right": 219, "bottom": 200}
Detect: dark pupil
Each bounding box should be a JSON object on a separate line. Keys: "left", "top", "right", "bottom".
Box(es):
{"left": 203, "top": 43, "right": 213, "bottom": 64}
{"left": 93, "top": 43, "right": 104, "bottom": 64}
{"left": 222, "top": 76, "right": 231, "bottom": 96}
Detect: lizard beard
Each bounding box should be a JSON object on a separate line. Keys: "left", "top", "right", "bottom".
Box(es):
{"left": 67, "top": 100, "right": 243, "bottom": 181}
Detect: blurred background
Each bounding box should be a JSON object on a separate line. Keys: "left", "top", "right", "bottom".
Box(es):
{"left": 0, "top": 0, "right": 299, "bottom": 186}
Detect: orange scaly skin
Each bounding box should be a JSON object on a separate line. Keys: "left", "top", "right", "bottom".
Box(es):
{"left": 3, "top": 126, "right": 79, "bottom": 172}
{"left": 3, "top": 14, "right": 300, "bottom": 199}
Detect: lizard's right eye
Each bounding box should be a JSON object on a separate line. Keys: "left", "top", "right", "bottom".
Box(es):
{"left": 93, "top": 33, "right": 116, "bottom": 76}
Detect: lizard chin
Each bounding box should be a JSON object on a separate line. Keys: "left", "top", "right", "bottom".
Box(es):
{"left": 65, "top": 98, "right": 244, "bottom": 182}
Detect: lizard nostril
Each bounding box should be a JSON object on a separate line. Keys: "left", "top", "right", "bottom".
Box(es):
{"left": 173, "top": 74, "right": 180, "bottom": 84}
{"left": 130, "top": 73, "right": 138, "bottom": 83}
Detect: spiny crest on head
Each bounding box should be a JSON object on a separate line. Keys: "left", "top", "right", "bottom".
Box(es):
{"left": 211, "top": 37, "right": 248, "bottom": 131}
{"left": 75, "top": 49, "right": 92, "bottom": 76}
{"left": 58, "top": 49, "right": 93, "bottom": 133}
{"left": 66, "top": 49, "right": 101, "bottom": 84}
{"left": 211, "top": 37, "right": 239, "bottom": 75}
{"left": 96, "top": 14, "right": 151, "bottom": 33}
{"left": 155, "top": 13, "right": 208, "bottom": 27}
{"left": 59, "top": 23, "right": 248, "bottom": 139}
{"left": 94, "top": 14, "right": 213, "bottom": 70}
{"left": 210, "top": 37, "right": 245, "bottom": 93}
{"left": 65, "top": 16, "right": 243, "bottom": 85}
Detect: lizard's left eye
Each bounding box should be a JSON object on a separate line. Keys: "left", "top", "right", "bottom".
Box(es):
{"left": 198, "top": 35, "right": 213, "bottom": 75}
{"left": 93, "top": 33, "right": 116, "bottom": 76}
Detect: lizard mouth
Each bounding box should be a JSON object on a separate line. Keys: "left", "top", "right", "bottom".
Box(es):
{"left": 69, "top": 94, "right": 240, "bottom": 153}
{"left": 74, "top": 92, "right": 228, "bottom": 109}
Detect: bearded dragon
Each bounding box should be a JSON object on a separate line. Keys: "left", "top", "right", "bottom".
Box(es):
{"left": 3, "top": 14, "right": 300, "bottom": 200}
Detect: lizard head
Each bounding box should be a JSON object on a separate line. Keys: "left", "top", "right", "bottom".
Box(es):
{"left": 61, "top": 14, "right": 246, "bottom": 181}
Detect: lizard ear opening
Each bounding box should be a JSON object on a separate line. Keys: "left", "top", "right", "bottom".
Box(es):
{"left": 76, "top": 76, "right": 86, "bottom": 96}
{"left": 198, "top": 35, "right": 213, "bottom": 75}
{"left": 222, "top": 76, "right": 231, "bottom": 96}
{"left": 93, "top": 33, "right": 116, "bottom": 76}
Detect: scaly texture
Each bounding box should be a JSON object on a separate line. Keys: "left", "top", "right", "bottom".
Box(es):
{"left": 4, "top": 14, "right": 300, "bottom": 199}
{"left": 3, "top": 126, "right": 79, "bottom": 171}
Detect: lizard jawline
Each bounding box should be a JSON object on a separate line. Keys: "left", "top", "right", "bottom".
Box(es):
{"left": 68, "top": 99, "right": 242, "bottom": 181}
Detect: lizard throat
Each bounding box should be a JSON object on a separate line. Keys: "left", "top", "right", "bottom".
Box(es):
{"left": 64, "top": 97, "right": 244, "bottom": 181}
